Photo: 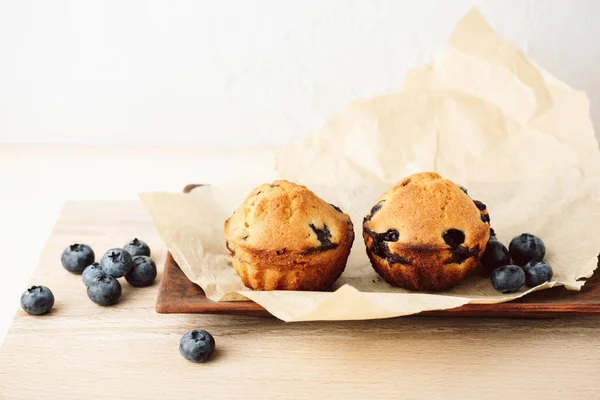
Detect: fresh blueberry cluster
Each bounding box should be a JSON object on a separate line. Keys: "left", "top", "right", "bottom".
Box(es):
{"left": 21, "top": 238, "right": 157, "bottom": 314}
{"left": 22, "top": 237, "right": 217, "bottom": 364}
{"left": 484, "top": 232, "right": 553, "bottom": 293}
{"left": 81, "top": 240, "right": 157, "bottom": 305}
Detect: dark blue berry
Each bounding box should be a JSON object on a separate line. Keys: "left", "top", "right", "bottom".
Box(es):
{"left": 100, "top": 248, "right": 133, "bottom": 278}
{"left": 490, "top": 265, "right": 525, "bottom": 293}
{"left": 61, "top": 244, "right": 95, "bottom": 274}
{"left": 310, "top": 224, "right": 332, "bottom": 246}
{"left": 364, "top": 228, "right": 391, "bottom": 259}
{"left": 473, "top": 200, "right": 486, "bottom": 211}
{"left": 523, "top": 261, "right": 553, "bottom": 287}
{"left": 304, "top": 224, "right": 338, "bottom": 253}
{"left": 123, "top": 238, "right": 151, "bottom": 257}
{"left": 508, "top": 233, "right": 545, "bottom": 266}
{"left": 481, "top": 240, "right": 510, "bottom": 275}
{"left": 87, "top": 275, "right": 122, "bottom": 306}
{"left": 82, "top": 263, "right": 106, "bottom": 287}
{"left": 179, "top": 329, "right": 216, "bottom": 363}
{"left": 364, "top": 228, "right": 410, "bottom": 265}
{"left": 446, "top": 245, "right": 480, "bottom": 265}
{"left": 489, "top": 228, "right": 497, "bottom": 241}
{"left": 329, "top": 203, "right": 343, "bottom": 213}
{"left": 381, "top": 229, "right": 399, "bottom": 242}
{"left": 364, "top": 200, "right": 385, "bottom": 223}
{"left": 125, "top": 256, "right": 157, "bottom": 287}
{"left": 442, "top": 229, "right": 465, "bottom": 248}
{"left": 20, "top": 286, "right": 54, "bottom": 315}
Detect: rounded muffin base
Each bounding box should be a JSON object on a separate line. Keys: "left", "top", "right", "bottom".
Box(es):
{"left": 367, "top": 250, "right": 480, "bottom": 292}
{"left": 227, "top": 232, "right": 353, "bottom": 292}
{"left": 363, "top": 232, "right": 486, "bottom": 292}
{"left": 231, "top": 254, "right": 350, "bottom": 291}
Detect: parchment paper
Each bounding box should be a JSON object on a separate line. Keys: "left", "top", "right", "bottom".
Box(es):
{"left": 140, "top": 9, "right": 600, "bottom": 322}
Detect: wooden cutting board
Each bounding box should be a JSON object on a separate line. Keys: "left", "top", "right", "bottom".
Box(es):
{"left": 1, "top": 201, "right": 600, "bottom": 400}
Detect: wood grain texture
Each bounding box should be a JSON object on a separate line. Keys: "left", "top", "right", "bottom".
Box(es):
{"left": 1, "top": 201, "right": 599, "bottom": 400}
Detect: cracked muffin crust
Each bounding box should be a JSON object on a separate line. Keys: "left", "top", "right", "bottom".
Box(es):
{"left": 362, "top": 172, "right": 490, "bottom": 291}
{"left": 224, "top": 180, "right": 354, "bottom": 291}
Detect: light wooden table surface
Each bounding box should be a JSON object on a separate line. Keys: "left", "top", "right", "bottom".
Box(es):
{"left": 1, "top": 200, "right": 599, "bottom": 399}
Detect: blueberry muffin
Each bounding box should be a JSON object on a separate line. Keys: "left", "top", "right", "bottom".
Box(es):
{"left": 362, "top": 172, "right": 490, "bottom": 291}
{"left": 224, "top": 180, "right": 354, "bottom": 291}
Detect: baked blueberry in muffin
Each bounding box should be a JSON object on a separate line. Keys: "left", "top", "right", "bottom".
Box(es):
{"left": 224, "top": 180, "right": 354, "bottom": 291}
{"left": 362, "top": 172, "right": 490, "bottom": 291}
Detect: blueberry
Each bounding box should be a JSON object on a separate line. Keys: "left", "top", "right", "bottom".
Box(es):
{"left": 304, "top": 224, "right": 338, "bottom": 253}
{"left": 100, "top": 248, "right": 133, "bottom": 278}
{"left": 310, "top": 224, "right": 333, "bottom": 246}
{"left": 123, "top": 238, "right": 151, "bottom": 257}
{"left": 125, "top": 256, "right": 157, "bottom": 287}
{"left": 446, "top": 245, "right": 480, "bottom": 265}
{"left": 61, "top": 244, "right": 95, "bottom": 274}
{"left": 489, "top": 228, "right": 497, "bottom": 241}
{"left": 490, "top": 265, "right": 525, "bottom": 293}
{"left": 473, "top": 200, "right": 486, "bottom": 211}
{"left": 329, "top": 203, "right": 343, "bottom": 213}
{"left": 481, "top": 240, "right": 510, "bottom": 275}
{"left": 442, "top": 229, "right": 465, "bottom": 248}
{"left": 523, "top": 261, "right": 553, "bottom": 287}
{"left": 20, "top": 286, "right": 54, "bottom": 315}
{"left": 87, "top": 275, "right": 122, "bottom": 306}
{"left": 508, "top": 233, "right": 545, "bottom": 266}
{"left": 364, "top": 200, "right": 385, "bottom": 223}
{"left": 381, "top": 229, "right": 399, "bottom": 242}
{"left": 82, "top": 263, "right": 106, "bottom": 287}
{"left": 179, "top": 329, "right": 216, "bottom": 363}
{"left": 364, "top": 228, "right": 411, "bottom": 265}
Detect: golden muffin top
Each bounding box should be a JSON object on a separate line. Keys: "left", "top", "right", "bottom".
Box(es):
{"left": 363, "top": 172, "right": 490, "bottom": 250}
{"left": 224, "top": 180, "right": 353, "bottom": 254}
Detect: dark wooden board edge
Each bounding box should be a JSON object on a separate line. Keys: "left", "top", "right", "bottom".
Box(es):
{"left": 155, "top": 184, "right": 600, "bottom": 318}
{"left": 157, "top": 251, "right": 600, "bottom": 317}
{"left": 156, "top": 253, "right": 271, "bottom": 317}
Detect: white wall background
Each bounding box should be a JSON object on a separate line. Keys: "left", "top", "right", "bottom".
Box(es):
{"left": 1, "top": 0, "right": 599, "bottom": 147}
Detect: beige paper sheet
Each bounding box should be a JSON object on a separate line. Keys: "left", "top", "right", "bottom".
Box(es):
{"left": 140, "top": 9, "right": 600, "bottom": 322}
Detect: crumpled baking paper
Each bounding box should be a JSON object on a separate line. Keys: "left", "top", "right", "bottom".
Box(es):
{"left": 140, "top": 9, "right": 600, "bottom": 322}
